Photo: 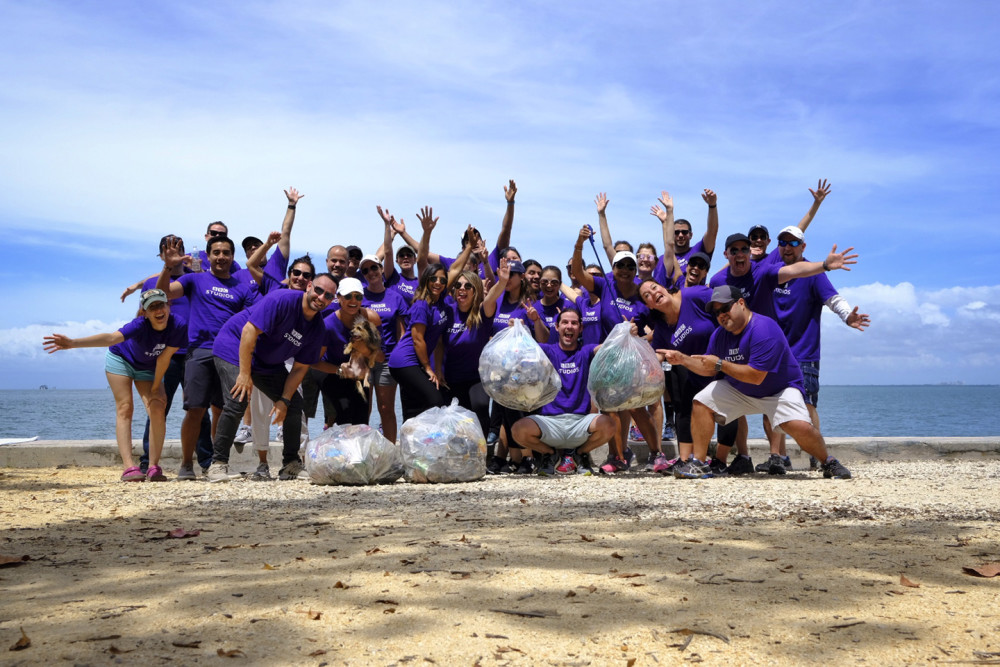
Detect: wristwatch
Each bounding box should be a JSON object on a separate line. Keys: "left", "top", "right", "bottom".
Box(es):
{"left": 278, "top": 396, "right": 292, "bottom": 407}
{"left": 715, "top": 359, "right": 724, "bottom": 373}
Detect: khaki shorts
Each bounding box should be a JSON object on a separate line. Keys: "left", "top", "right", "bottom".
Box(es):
{"left": 693, "top": 381, "right": 810, "bottom": 434}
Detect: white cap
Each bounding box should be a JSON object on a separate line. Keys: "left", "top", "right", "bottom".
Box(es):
{"left": 612, "top": 250, "right": 638, "bottom": 267}
{"left": 777, "top": 226, "right": 804, "bottom": 241}
{"left": 336, "top": 277, "right": 364, "bottom": 296}
{"left": 359, "top": 254, "right": 382, "bottom": 268}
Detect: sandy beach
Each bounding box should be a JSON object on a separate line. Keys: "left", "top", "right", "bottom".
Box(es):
{"left": 1, "top": 456, "right": 999, "bottom": 666}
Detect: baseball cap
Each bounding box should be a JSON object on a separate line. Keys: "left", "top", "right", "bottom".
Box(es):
{"left": 612, "top": 250, "right": 638, "bottom": 266}
{"left": 336, "top": 277, "right": 364, "bottom": 296}
{"left": 704, "top": 285, "right": 743, "bottom": 313}
{"left": 140, "top": 288, "right": 168, "bottom": 310}
{"left": 777, "top": 226, "right": 805, "bottom": 241}
{"left": 725, "top": 233, "right": 750, "bottom": 250}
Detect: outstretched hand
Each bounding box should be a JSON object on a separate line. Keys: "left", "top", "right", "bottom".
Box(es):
{"left": 824, "top": 244, "right": 858, "bottom": 271}
{"left": 847, "top": 307, "right": 871, "bottom": 331}
{"left": 810, "top": 179, "right": 831, "bottom": 203}
{"left": 43, "top": 334, "right": 72, "bottom": 354}
{"left": 497, "top": 257, "right": 510, "bottom": 282}
{"left": 702, "top": 189, "right": 717, "bottom": 207}
{"left": 650, "top": 204, "right": 668, "bottom": 223}
{"left": 417, "top": 206, "right": 438, "bottom": 232}
{"left": 504, "top": 179, "right": 517, "bottom": 202}
{"left": 266, "top": 230, "right": 281, "bottom": 245}
{"left": 284, "top": 187, "right": 303, "bottom": 205}
{"left": 659, "top": 190, "right": 674, "bottom": 211}
{"left": 577, "top": 224, "right": 593, "bottom": 242}
{"left": 161, "top": 237, "right": 186, "bottom": 269}
{"left": 376, "top": 205, "right": 394, "bottom": 226}
{"left": 595, "top": 192, "right": 609, "bottom": 214}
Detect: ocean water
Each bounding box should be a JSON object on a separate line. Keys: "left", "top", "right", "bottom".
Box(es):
{"left": 1, "top": 385, "right": 998, "bottom": 442}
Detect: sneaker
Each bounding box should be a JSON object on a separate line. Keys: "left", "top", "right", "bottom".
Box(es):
{"left": 234, "top": 424, "right": 252, "bottom": 450}
{"left": 708, "top": 457, "right": 728, "bottom": 477}
{"left": 121, "top": 466, "right": 145, "bottom": 482}
{"left": 206, "top": 463, "right": 231, "bottom": 483}
{"left": 513, "top": 458, "right": 534, "bottom": 475}
{"left": 176, "top": 463, "right": 197, "bottom": 481}
{"left": 577, "top": 452, "right": 595, "bottom": 475}
{"left": 599, "top": 455, "right": 629, "bottom": 475}
{"left": 250, "top": 462, "right": 272, "bottom": 481}
{"left": 821, "top": 458, "right": 852, "bottom": 479}
{"left": 623, "top": 447, "right": 635, "bottom": 470}
{"left": 556, "top": 453, "right": 577, "bottom": 475}
{"left": 726, "top": 455, "right": 755, "bottom": 476}
{"left": 275, "top": 426, "right": 284, "bottom": 443}
{"left": 782, "top": 456, "right": 792, "bottom": 470}
{"left": 662, "top": 422, "right": 676, "bottom": 441}
{"left": 278, "top": 459, "right": 305, "bottom": 480}
{"left": 809, "top": 456, "right": 819, "bottom": 470}
{"left": 673, "top": 458, "right": 713, "bottom": 479}
{"left": 486, "top": 456, "right": 511, "bottom": 475}
{"left": 651, "top": 452, "right": 671, "bottom": 474}
{"left": 628, "top": 425, "right": 645, "bottom": 442}
{"left": 146, "top": 465, "right": 168, "bottom": 482}
{"left": 486, "top": 431, "right": 500, "bottom": 446}
{"left": 537, "top": 453, "right": 556, "bottom": 476}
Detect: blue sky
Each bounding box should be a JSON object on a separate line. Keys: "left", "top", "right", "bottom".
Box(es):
{"left": 2, "top": 0, "right": 999, "bottom": 388}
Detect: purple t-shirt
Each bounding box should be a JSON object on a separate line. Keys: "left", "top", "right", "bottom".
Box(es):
{"left": 538, "top": 343, "right": 599, "bottom": 416}
{"left": 321, "top": 310, "right": 354, "bottom": 366}
{"left": 197, "top": 250, "right": 242, "bottom": 273}
{"left": 574, "top": 295, "right": 603, "bottom": 346}
{"left": 110, "top": 314, "right": 187, "bottom": 371}
{"left": 492, "top": 294, "right": 532, "bottom": 337}
{"left": 363, "top": 287, "right": 409, "bottom": 354}
{"left": 653, "top": 239, "right": 712, "bottom": 287}
{"left": 143, "top": 274, "right": 191, "bottom": 355}
{"left": 176, "top": 271, "right": 258, "bottom": 349}
{"left": 708, "top": 260, "right": 782, "bottom": 319}
{"left": 443, "top": 300, "right": 494, "bottom": 384}
{"left": 771, "top": 271, "right": 838, "bottom": 363}
{"left": 385, "top": 271, "right": 419, "bottom": 306}
{"left": 592, "top": 275, "right": 649, "bottom": 339}
{"left": 644, "top": 286, "right": 717, "bottom": 356}
{"left": 706, "top": 313, "right": 804, "bottom": 399}
{"left": 212, "top": 289, "right": 325, "bottom": 373}
{"left": 439, "top": 246, "right": 499, "bottom": 280}
{"left": 388, "top": 297, "right": 450, "bottom": 368}
{"left": 532, "top": 296, "right": 574, "bottom": 341}
{"left": 264, "top": 247, "right": 289, "bottom": 283}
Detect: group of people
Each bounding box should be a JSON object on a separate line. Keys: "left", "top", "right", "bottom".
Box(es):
{"left": 45, "top": 178, "right": 868, "bottom": 483}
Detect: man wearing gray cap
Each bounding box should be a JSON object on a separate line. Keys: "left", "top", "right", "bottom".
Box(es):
{"left": 661, "top": 285, "right": 852, "bottom": 481}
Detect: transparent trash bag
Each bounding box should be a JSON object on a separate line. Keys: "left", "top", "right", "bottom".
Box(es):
{"left": 587, "top": 321, "right": 665, "bottom": 411}
{"left": 305, "top": 423, "right": 404, "bottom": 485}
{"left": 478, "top": 318, "right": 561, "bottom": 411}
{"left": 399, "top": 399, "right": 487, "bottom": 483}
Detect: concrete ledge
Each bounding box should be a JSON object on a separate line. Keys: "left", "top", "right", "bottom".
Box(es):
{"left": 1, "top": 437, "right": 998, "bottom": 469}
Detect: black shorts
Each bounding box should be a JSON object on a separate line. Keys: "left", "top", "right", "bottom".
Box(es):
{"left": 182, "top": 347, "right": 223, "bottom": 410}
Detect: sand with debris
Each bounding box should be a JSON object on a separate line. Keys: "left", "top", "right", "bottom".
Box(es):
{"left": 1, "top": 460, "right": 999, "bottom": 665}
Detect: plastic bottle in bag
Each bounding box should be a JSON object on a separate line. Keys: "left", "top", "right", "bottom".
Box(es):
{"left": 478, "top": 319, "right": 561, "bottom": 411}
{"left": 399, "top": 400, "right": 486, "bottom": 483}
{"left": 587, "top": 321, "right": 664, "bottom": 411}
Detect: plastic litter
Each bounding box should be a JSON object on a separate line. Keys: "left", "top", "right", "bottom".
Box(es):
{"left": 478, "top": 318, "right": 561, "bottom": 411}
{"left": 399, "top": 400, "right": 486, "bottom": 483}
{"left": 305, "top": 423, "right": 403, "bottom": 485}
{"left": 588, "top": 321, "right": 664, "bottom": 411}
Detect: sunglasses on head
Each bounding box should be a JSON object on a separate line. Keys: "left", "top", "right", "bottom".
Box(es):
{"left": 290, "top": 269, "right": 313, "bottom": 279}
{"left": 361, "top": 264, "right": 381, "bottom": 275}
{"left": 429, "top": 276, "right": 448, "bottom": 285}
{"left": 749, "top": 233, "right": 768, "bottom": 241}
{"left": 777, "top": 239, "right": 803, "bottom": 247}
{"left": 711, "top": 301, "right": 736, "bottom": 317}
{"left": 728, "top": 246, "right": 750, "bottom": 255}
{"left": 454, "top": 281, "right": 474, "bottom": 291}
{"left": 674, "top": 229, "right": 691, "bottom": 236}
{"left": 340, "top": 292, "right": 363, "bottom": 301}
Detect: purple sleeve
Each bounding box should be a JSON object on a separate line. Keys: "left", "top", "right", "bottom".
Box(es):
{"left": 408, "top": 299, "right": 431, "bottom": 327}
{"left": 264, "top": 247, "right": 288, "bottom": 282}
{"left": 438, "top": 255, "right": 456, "bottom": 271}
{"left": 488, "top": 246, "right": 500, "bottom": 273}
{"left": 117, "top": 317, "right": 146, "bottom": 340}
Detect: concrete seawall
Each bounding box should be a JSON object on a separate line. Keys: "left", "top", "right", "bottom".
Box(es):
{"left": 1, "top": 436, "right": 998, "bottom": 469}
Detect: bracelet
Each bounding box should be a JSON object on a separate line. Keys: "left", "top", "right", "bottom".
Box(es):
{"left": 708, "top": 205, "right": 717, "bottom": 209}
{"left": 278, "top": 396, "right": 292, "bottom": 407}
{"left": 822, "top": 260, "right": 830, "bottom": 271}
{"left": 287, "top": 204, "right": 296, "bottom": 210}
{"left": 507, "top": 200, "right": 515, "bottom": 205}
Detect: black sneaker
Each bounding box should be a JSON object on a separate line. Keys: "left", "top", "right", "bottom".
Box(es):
{"left": 673, "top": 458, "right": 713, "bottom": 479}
{"left": 782, "top": 456, "right": 792, "bottom": 470}
{"left": 514, "top": 457, "right": 534, "bottom": 475}
{"left": 577, "top": 451, "right": 595, "bottom": 475}
{"left": 726, "top": 455, "right": 755, "bottom": 476}
{"left": 764, "top": 453, "right": 786, "bottom": 475}
{"left": 486, "top": 455, "right": 510, "bottom": 475}
{"left": 821, "top": 458, "right": 852, "bottom": 479}
{"left": 708, "top": 457, "right": 728, "bottom": 477}
{"left": 809, "top": 456, "right": 819, "bottom": 470}
{"left": 537, "top": 453, "right": 556, "bottom": 476}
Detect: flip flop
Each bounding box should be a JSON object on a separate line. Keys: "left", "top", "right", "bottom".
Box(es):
{"left": 121, "top": 466, "right": 145, "bottom": 482}
{"left": 146, "top": 465, "right": 168, "bottom": 482}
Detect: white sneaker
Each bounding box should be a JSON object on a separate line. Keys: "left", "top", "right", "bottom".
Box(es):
{"left": 206, "top": 463, "right": 231, "bottom": 483}
{"left": 274, "top": 426, "right": 283, "bottom": 443}
{"left": 234, "top": 425, "right": 252, "bottom": 444}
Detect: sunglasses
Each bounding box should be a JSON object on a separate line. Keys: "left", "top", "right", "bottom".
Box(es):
{"left": 688, "top": 261, "right": 708, "bottom": 271}
{"left": 749, "top": 233, "right": 768, "bottom": 242}
{"left": 728, "top": 246, "right": 750, "bottom": 255}
{"left": 540, "top": 278, "right": 561, "bottom": 286}
{"left": 208, "top": 229, "right": 227, "bottom": 237}
{"left": 637, "top": 254, "right": 656, "bottom": 261}
{"left": 429, "top": 276, "right": 448, "bottom": 285}
{"left": 616, "top": 263, "right": 637, "bottom": 271}
{"left": 313, "top": 285, "right": 332, "bottom": 298}
{"left": 290, "top": 269, "right": 314, "bottom": 279}
{"left": 397, "top": 253, "right": 415, "bottom": 260}
{"left": 711, "top": 301, "right": 736, "bottom": 317}
{"left": 361, "top": 264, "right": 381, "bottom": 275}
{"left": 339, "top": 292, "right": 364, "bottom": 301}
{"left": 777, "top": 239, "right": 803, "bottom": 247}
{"left": 454, "top": 281, "right": 474, "bottom": 291}
{"left": 674, "top": 229, "right": 691, "bottom": 236}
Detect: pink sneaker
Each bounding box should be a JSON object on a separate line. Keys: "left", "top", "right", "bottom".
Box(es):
{"left": 555, "top": 453, "right": 577, "bottom": 475}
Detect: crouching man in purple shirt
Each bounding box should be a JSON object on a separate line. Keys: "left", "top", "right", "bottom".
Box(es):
{"left": 510, "top": 308, "right": 618, "bottom": 476}
{"left": 204, "top": 273, "right": 335, "bottom": 482}
{"left": 663, "top": 285, "right": 852, "bottom": 481}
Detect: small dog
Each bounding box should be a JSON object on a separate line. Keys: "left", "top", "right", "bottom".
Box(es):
{"left": 341, "top": 317, "right": 382, "bottom": 396}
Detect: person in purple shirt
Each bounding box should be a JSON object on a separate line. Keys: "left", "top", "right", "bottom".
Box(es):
{"left": 758, "top": 225, "right": 870, "bottom": 474}
{"left": 442, "top": 261, "right": 509, "bottom": 436}
{"left": 199, "top": 221, "right": 243, "bottom": 273}
{"left": 204, "top": 274, "right": 334, "bottom": 483}
{"left": 157, "top": 234, "right": 258, "bottom": 480}
{"left": 749, "top": 179, "right": 832, "bottom": 263}
{"left": 359, "top": 255, "right": 409, "bottom": 444}
{"left": 376, "top": 206, "right": 419, "bottom": 305}
{"left": 662, "top": 285, "right": 852, "bottom": 481}
{"left": 44, "top": 289, "right": 185, "bottom": 482}
{"left": 573, "top": 264, "right": 604, "bottom": 346}
{"left": 650, "top": 188, "right": 719, "bottom": 287}
{"left": 532, "top": 266, "right": 574, "bottom": 340}
{"left": 511, "top": 308, "right": 618, "bottom": 476}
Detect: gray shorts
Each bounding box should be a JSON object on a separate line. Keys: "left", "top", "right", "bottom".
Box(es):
{"left": 693, "top": 381, "right": 811, "bottom": 434}
{"left": 527, "top": 413, "right": 598, "bottom": 450}
{"left": 371, "top": 361, "right": 396, "bottom": 388}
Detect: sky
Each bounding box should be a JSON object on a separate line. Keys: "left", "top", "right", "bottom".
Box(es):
{"left": 1, "top": 0, "right": 999, "bottom": 388}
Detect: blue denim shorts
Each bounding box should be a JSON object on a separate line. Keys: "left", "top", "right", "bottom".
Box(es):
{"left": 105, "top": 351, "right": 154, "bottom": 381}
{"left": 801, "top": 361, "right": 820, "bottom": 407}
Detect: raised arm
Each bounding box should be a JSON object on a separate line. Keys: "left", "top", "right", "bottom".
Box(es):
{"left": 797, "top": 179, "right": 831, "bottom": 232}
{"left": 393, "top": 216, "right": 444, "bottom": 265}
{"left": 377, "top": 206, "right": 397, "bottom": 282}
{"left": 416, "top": 206, "right": 438, "bottom": 274}
{"left": 43, "top": 330, "right": 124, "bottom": 353}
{"left": 595, "top": 192, "right": 616, "bottom": 264}
{"left": 482, "top": 258, "right": 510, "bottom": 317}
{"left": 495, "top": 180, "right": 517, "bottom": 252}
{"left": 278, "top": 187, "right": 303, "bottom": 260}
{"left": 572, "top": 225, "right": 596, "bottom": 294}
{"left": 445, "top": 225, "right": 477, "bottom": 287}
{"left": 652, "top": 190, "right": 682, "bottom": 285}
{"left": 120, "top": 272, "right": 161, "bottom": 302}
{"left": 701, "top": 188, "right": 719, "bottom": 255}
{"left": 776, "top": 244, "right": 858, "bottom": 283}
{"left": 155, "top": 238, "right": 187, "bottom": 299}
{"left": 248, "top": 231, "right": 281, "bottom": 284}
